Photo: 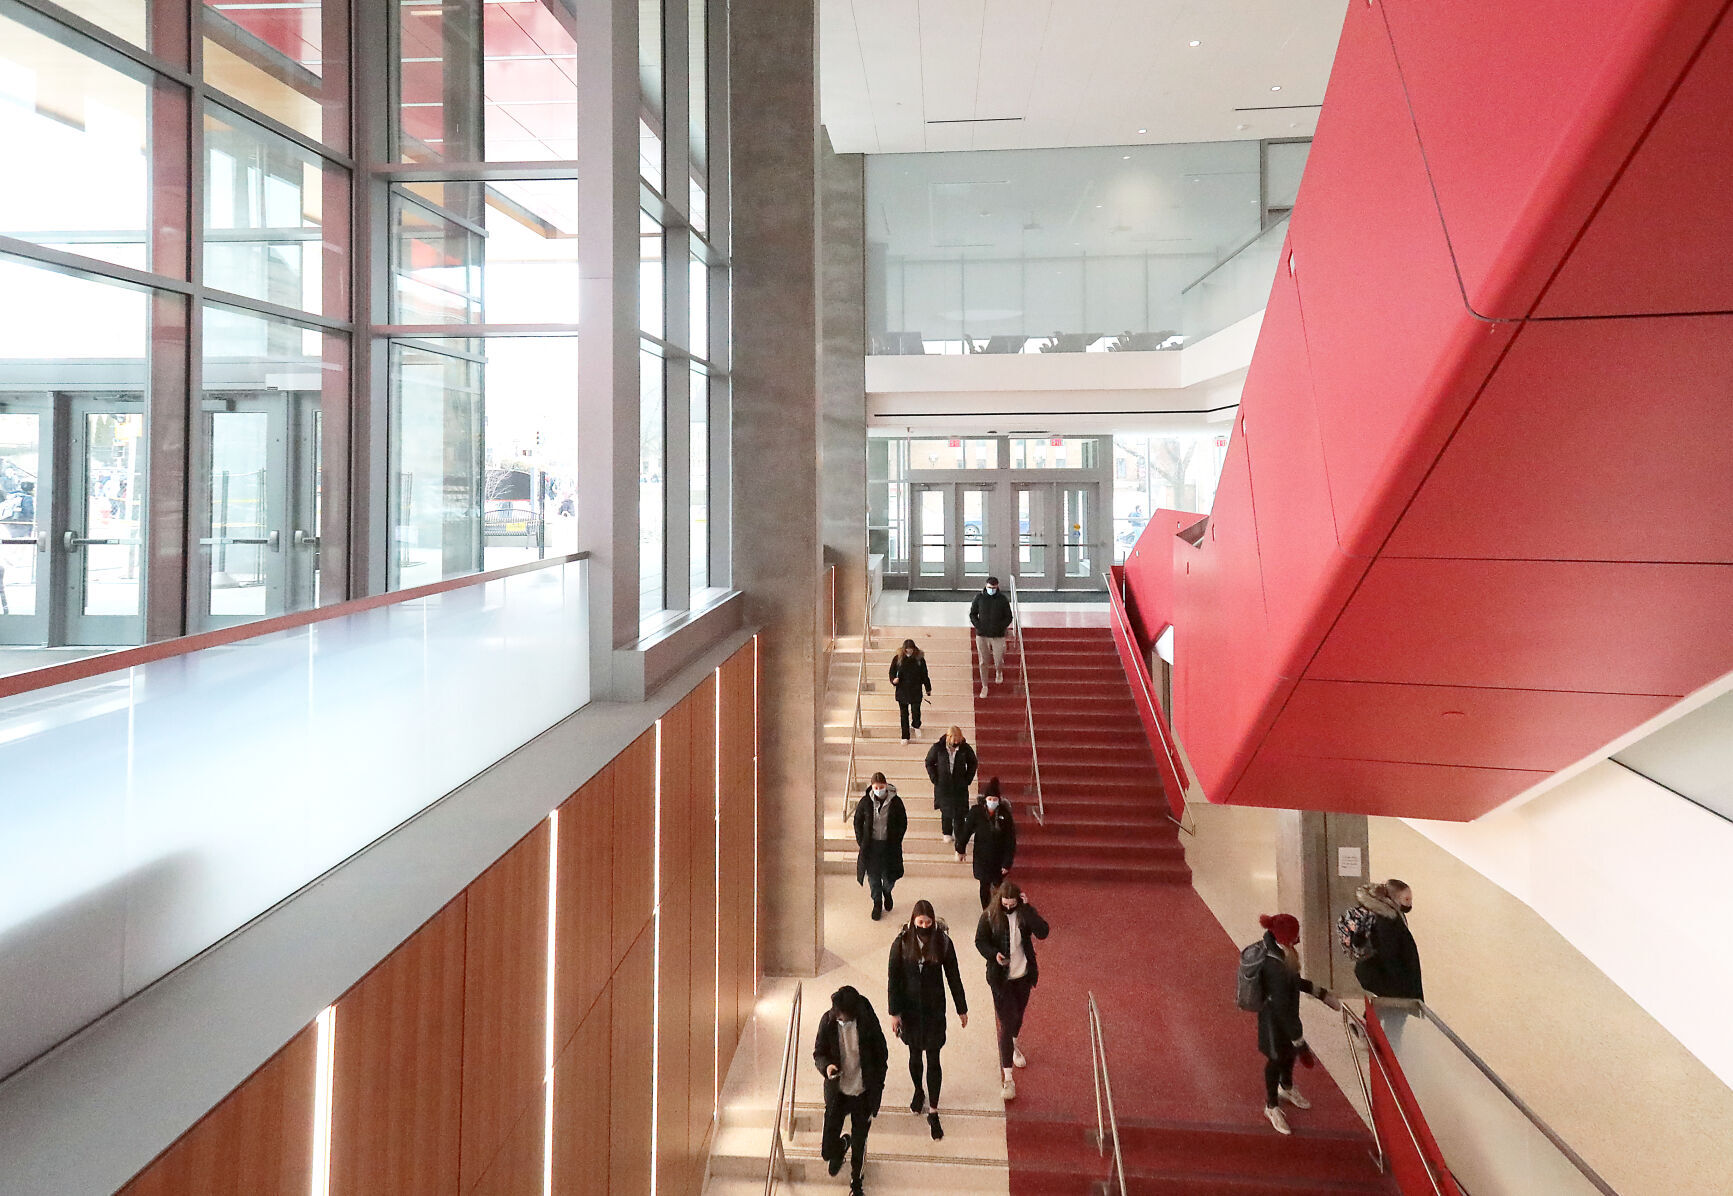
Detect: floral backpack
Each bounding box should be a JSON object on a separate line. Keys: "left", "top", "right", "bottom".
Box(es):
{"left": 1336, "top": 904, "right": 1379, "bottom": 962}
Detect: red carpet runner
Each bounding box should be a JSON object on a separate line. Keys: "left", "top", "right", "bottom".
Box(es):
{"left": 972, "top": 626, "right": 1396, "bottom": 1194}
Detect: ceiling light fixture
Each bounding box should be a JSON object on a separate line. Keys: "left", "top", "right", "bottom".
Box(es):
{"left": 1121, "top": 154, "right": 1130, "bottom": 160}
{"left": 1188, "top": 39, "right": 1201, "bottom": 47}
{"left": 1137, "top": 128, "right": 1147, "bottom": 134}
{"left": 1270, "top": 85, "right": 1282, "bottom": 92}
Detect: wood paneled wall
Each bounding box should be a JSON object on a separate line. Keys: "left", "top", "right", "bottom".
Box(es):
{"left": 117, "top": 639, "right": 760, "bottom": 1196}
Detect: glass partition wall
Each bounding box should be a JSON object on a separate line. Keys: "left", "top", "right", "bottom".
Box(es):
{"left": 0, "top": 0, "right": 731, "bottom": 678}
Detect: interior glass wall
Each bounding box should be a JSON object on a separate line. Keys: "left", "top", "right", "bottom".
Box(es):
{"left": 1110, "top": 432, "right": 1230, "bottom": 561}
{"left": 866, "top": 142, "right": 1261, "bottom": 355}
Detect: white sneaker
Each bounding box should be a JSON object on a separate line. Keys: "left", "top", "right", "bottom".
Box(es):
{"left": 938, "top": 831, "right": 951, "bottom": 842}
{"left": 1012, "top": 1042, "right": 1028, "bottom": 1068}
{"left": 1264, "top": 1105, "right": 1291, "bottom": 1135}
{"left": 995, "top": 670, "right": 1004, "bottom": 684}
{"left": 954, "top": 852, "right": 965, "bottom": 863}
{"left": 1279, "top": 1086, "right": 1310, "bottom": 1110}
{"left": 1002, "top": 1076, "right": 1017, "bottom": 1101}
{"left": 979, "top": 685, "right": 989, "bottom": 698}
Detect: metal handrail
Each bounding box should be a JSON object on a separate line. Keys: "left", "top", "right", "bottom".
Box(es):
{"left": 1086, "top": 993, "right": 1127, "bottom": 1196}
{"left": 1106, "top": 569, "right": 1194, "bottom": 834}
{"left": 840, "top": 573, "right": 874, "bottom": 818}
{"left": 1339, "top": 1001, "right": 1447, "bottom": 1196}
{"left": 764, "top": 983, "right": 804, "bottom": 1196}
{"left": 1006, "top": 575, "right": 1045, "bottom": 826}
{"left": 1179, "top": 211, "right": 1293, "bottom": 296}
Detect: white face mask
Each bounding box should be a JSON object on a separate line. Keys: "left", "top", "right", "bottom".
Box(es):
{"left": 986, "top": 798, "right": 999, "bottom": 812}
{"left": 986, "top": 586, "right": 998, "bottom": 595}
{"left": 872, "top": 787, "right": 886, "bottom": 799}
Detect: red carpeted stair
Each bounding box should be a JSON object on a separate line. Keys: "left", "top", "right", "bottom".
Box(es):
{"left": 973, "top": 626, "right": 1190, "bottom": 885}
{"left": 971, "top": 625, "right": 1395, "bottom": 1196}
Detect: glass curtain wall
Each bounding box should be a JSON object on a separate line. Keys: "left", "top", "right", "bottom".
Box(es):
{"left": 0, "top": 0, "right": 349, "bottom": 669}
{"left": 1, "top": 0, "right": 731, "bottom": 681}
{"left": 1110, "top": 432, "right": 1230, "bottom": 560}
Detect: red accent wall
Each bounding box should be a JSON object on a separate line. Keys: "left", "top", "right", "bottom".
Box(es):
{"left": 1121, "top": 0, "right": 1733, "bottom": 820}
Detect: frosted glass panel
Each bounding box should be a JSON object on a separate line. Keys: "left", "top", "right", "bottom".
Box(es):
{"left": 0, "top": 557, "right": 588, "bottom": 1080}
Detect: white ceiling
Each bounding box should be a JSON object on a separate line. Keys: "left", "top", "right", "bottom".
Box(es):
{"left": 820, "top": 0, "right": 1349, "bottom": 154}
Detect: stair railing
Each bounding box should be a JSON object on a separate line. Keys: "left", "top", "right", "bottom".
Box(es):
{"left": 841, "top": 574, "right": 875, "bottom": 819}
{"left": 1006, "top": 574, "right": 1045, "bottom": 826}
{"left": 1086, "top": 993, "right": 1127, "bottom": 1196}
{"left": 764, "top": 982, "right": 804, "bottom": 1196}
{"left": 1339, "top": 1001, "right": 1444, "bottom": 1194}
{"left": 1109, "top": 568, "right": 1195, "bottom": 836}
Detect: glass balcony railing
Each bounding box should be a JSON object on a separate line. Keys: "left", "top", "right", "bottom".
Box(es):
{"left": 1178, "top": 213, "right": 1291, "bottom": 345}
{"left": 0, "top": 553, "right": 589, "bottom": 1082}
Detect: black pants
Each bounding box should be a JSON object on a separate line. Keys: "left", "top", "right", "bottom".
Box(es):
{"left": 978, "top": 869, "right": 1006, "bottom": 908}
{"left": 821, "top": 1091, "right": 873, "bottom": 1180}
{"left": 907, "top": 1042, "right": 943, "bottom": 1109}
{"left": 937, "top": 794, "right": 960, "bottom": 838}
{"left": 898, "top": 697, "right": 923, "bottom": 739}
{"left": 1263, "top": 1042, "right": 1297, "bottom": 1106}
{"left": 991, "top": 975, "right": 1035, "bottom": 1069}
{"left": 864, "top": 844, "right": 895, "bottom": 911}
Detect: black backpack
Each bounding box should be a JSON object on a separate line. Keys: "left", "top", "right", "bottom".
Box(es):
{"left": 1235, "top": 940, "right": 1270, "bottom": 1012}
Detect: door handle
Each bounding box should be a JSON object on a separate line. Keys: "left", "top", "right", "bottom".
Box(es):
{"left": 268, "top": 530, "right": 281, "bottom": 551}
{"left": 294, "top": 530, "right": 319, "bottom": 548}
{"left": 63, "top": 533, "right": 124, "bottom": 551}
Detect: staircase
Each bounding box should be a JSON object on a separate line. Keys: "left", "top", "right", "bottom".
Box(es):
{"left": 822, "top": 625, "right": 980, "bottom": 879}
{"left": 1008, "top": 1116, "right": 1395, "bottom": 1195}
{"left": 973, "top": 625, "right": 1190, "bottom": 886}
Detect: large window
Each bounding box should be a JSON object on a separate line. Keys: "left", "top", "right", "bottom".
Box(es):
{"left": 1111, "top": 433, "right": 1230, "bottom": 561}
{"left": 639, "top": 347, "right": 665, "bottom": 621}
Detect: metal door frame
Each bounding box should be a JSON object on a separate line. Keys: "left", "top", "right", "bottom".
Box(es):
{"left": 0, "top": 395, "right": 57, "bottom": 645}
{"left": 1013, "top": 479, "right": 1105, "bottom": 591}
{"left": 909, "top": 480, "right": 997, "bottom": 591}
{"left": 63, "top": 394, "right": 149, "bottom": 646}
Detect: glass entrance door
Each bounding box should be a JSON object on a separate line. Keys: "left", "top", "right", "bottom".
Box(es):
{"left": 200, "top": 393, "right": 322, "bottom": 629}
{"left": 1015, "top": 481, "right": 1102, "bottom": 590}
{"left": 910, "top": 482, "right": 995, "bottom": 590}
{"left": 0, "top": 400, "right": 50, "bottom": 644}
{"left": 65, "top": 396, "right": 147, "bottom": 645}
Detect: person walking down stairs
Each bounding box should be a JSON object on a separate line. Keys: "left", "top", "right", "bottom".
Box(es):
{"left": 974, "top": 879, "right": 1048, "bottom": 1103}
{"left": 886, "top": 900, "right": 968, "bottom": 1142}
{"left": 1243, "top": 913, "right": 1341, "bottom": 1135}
{"left": 923, "top": 725, "right": 978, "bottom": 847}
{"left": 888, "top": 638, "right": 932, "bottom": 743}
{"left": 969, "top": 576, "right": 1013, "bottom": 698}
{"left": 955, "top": 778, "right": 1018, "bottom": 907}
{"left": 853, "top": 774, "right": 907, "bottom": 921}
{"left": 814, "top": 985, "right": 888, "bottom": 1196}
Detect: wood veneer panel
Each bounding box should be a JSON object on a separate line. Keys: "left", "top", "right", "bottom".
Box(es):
{"left": 330, "top": 896, "right": 467, "bottom": 1196}
{"left": 551, "top": 988, "right": 612, "bottom": 1195}
{"left": 609, "top": 927, "right": 655, "bottom": 1196}
{"left": 468, "top": 1089, "right": 547, "bottom": 1196}
{"left": 718, "top": 646, "right": 759, "bottom": 1051}
{"left": 120, "top": 1024, "right": 316, "bottom": 1196}
{"left": 656, "top": 699, "right": 693, "bottom": 1193}
{"left": 461, "top": 822, "right": 551, "bottom": 1193}
{"left": 686, "top": 676, "right": 719, "bottom": 1149}
{"left": 555, "top": 769, "right": 613, "bottom": 1058}
{"left": 611, "top": 729, "right": 657, "bottom": 971}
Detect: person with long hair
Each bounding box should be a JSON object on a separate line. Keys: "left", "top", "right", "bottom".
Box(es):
{"left": 1251, "top": 913, "right": 1339, "bottom": 1134}
{"left": 886, "top": 899, "right": 968, "bottom": 1140}
{"left": 923, "top": 725, "right": 978, "bottom": 846}
{"left": 974, "top": 879, "right": 1049, "bottom": 1101}
{"left": 888, "top": 638, "right": 932, "bottom": 743}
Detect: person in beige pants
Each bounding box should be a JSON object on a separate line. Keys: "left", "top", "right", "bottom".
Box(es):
{"left": 969, "top": 576, "right": 1014, "bottom": 697}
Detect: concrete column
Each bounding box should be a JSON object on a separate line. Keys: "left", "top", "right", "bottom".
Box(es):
{"left": 1275, "top": 809, "right": 1370, "bottom": 992}
{"left": 730, "top": 0, "right": 823, "bottom": 976}
{"left": 820, "top": 134, "right": 867, "bottom": 632}
{"left": 575, "top": 0, "right": 641, "bottom": 698}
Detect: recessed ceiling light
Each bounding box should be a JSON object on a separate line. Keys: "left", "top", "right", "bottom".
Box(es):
{"left": 1235, "top": 123, "right": 1249, "bottom": 131}
{"left": 1121, "top": 154, "right": 1130, "bottom": 160}
{"left": 1137, "top": 128, "right": 1147, "bottom": 134}
{"left": 1270, "top": 85, "right": 1282, "bottom": 92}
{"left": 1188, "top": 39, "right": 1201, "bottom": 47}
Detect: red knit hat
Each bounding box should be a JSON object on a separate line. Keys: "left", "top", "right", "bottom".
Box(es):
{"left": 1260, "top": 913, "right": 1301, "bottom": 946}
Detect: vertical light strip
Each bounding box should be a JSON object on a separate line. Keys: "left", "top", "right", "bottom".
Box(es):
{"left": 713, "top": 668, "right": 723, "bottom": 1117}
{"left": 650, "top": 719, "right": 664, "bottom": 1195}
{"left": 543, "top": 808, "right": 559, "bottom": 1196}
{"left": 310, "top": 1005, "right": 336, "bottom": 1196}
{"left": 751, "top": 635, "right": 760, "bottom": 990}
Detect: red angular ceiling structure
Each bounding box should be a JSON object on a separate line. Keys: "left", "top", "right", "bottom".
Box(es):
{"left": 1120, "top": 0, "right": 1733, "bottom": 820}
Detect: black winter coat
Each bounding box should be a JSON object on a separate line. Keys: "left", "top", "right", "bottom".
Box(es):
{"left": 956, "top": 799, "right": 1017, "bottom": 880}
{"left": 888, "top": 654, "right": 932, "bottom": 703}
{"left": 969, "top": 589, "right": 1014, "bottom": 637}
{"left": 924, "top": 739, "right": 978, "bottom": 809}
{"left": 1353, "top": 913, "right": 1424, "bottom": 1000}
{"left": 813, "top": 1003, "right": 889, "bottom": 1114}
{"left": 974, "top": 902, "right": 1049, "bottom": 989}
{"left": 886, "top": 924, "right": 968, "bottom": 1050}
{"left": 853, "top": 788, "right": 908, "bottom": 885}
{"left": 1256, "top": 932, "right": 1320, "bottom": 1059}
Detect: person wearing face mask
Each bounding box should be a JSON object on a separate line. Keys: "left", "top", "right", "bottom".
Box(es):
{"left": 955, "top": 777, "right": 1017, "bottom": 908}
{"left": 1350, "top": 879, "right": 1424, "bottom": 1000}
{"left": 852, "top": 772, "right": 907, "bottom": 921}
{"left": 1250, "top": 913, "right": 1339, "bottom": 1135}
{"left": 813, "top": 985, "right": 888, "bottom": 1196}
{"left": 974, "top": 879, "right": 1049, "bottom": 1101}
{"left": 968, "top": 575, "right": 1014, "bottom": 698}
{"left": 923, "top": 725, "right": 978, "bottom": 846}
{"left": 886, "top": 899, "right": 968, "bottom": 1141}
{"left": 888, "top": 639, "right": 933, "bottom": 743}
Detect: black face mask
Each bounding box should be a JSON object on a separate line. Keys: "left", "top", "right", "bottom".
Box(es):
{"left": 1400, "top": 901, "right": 1414, "bottom": 914}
